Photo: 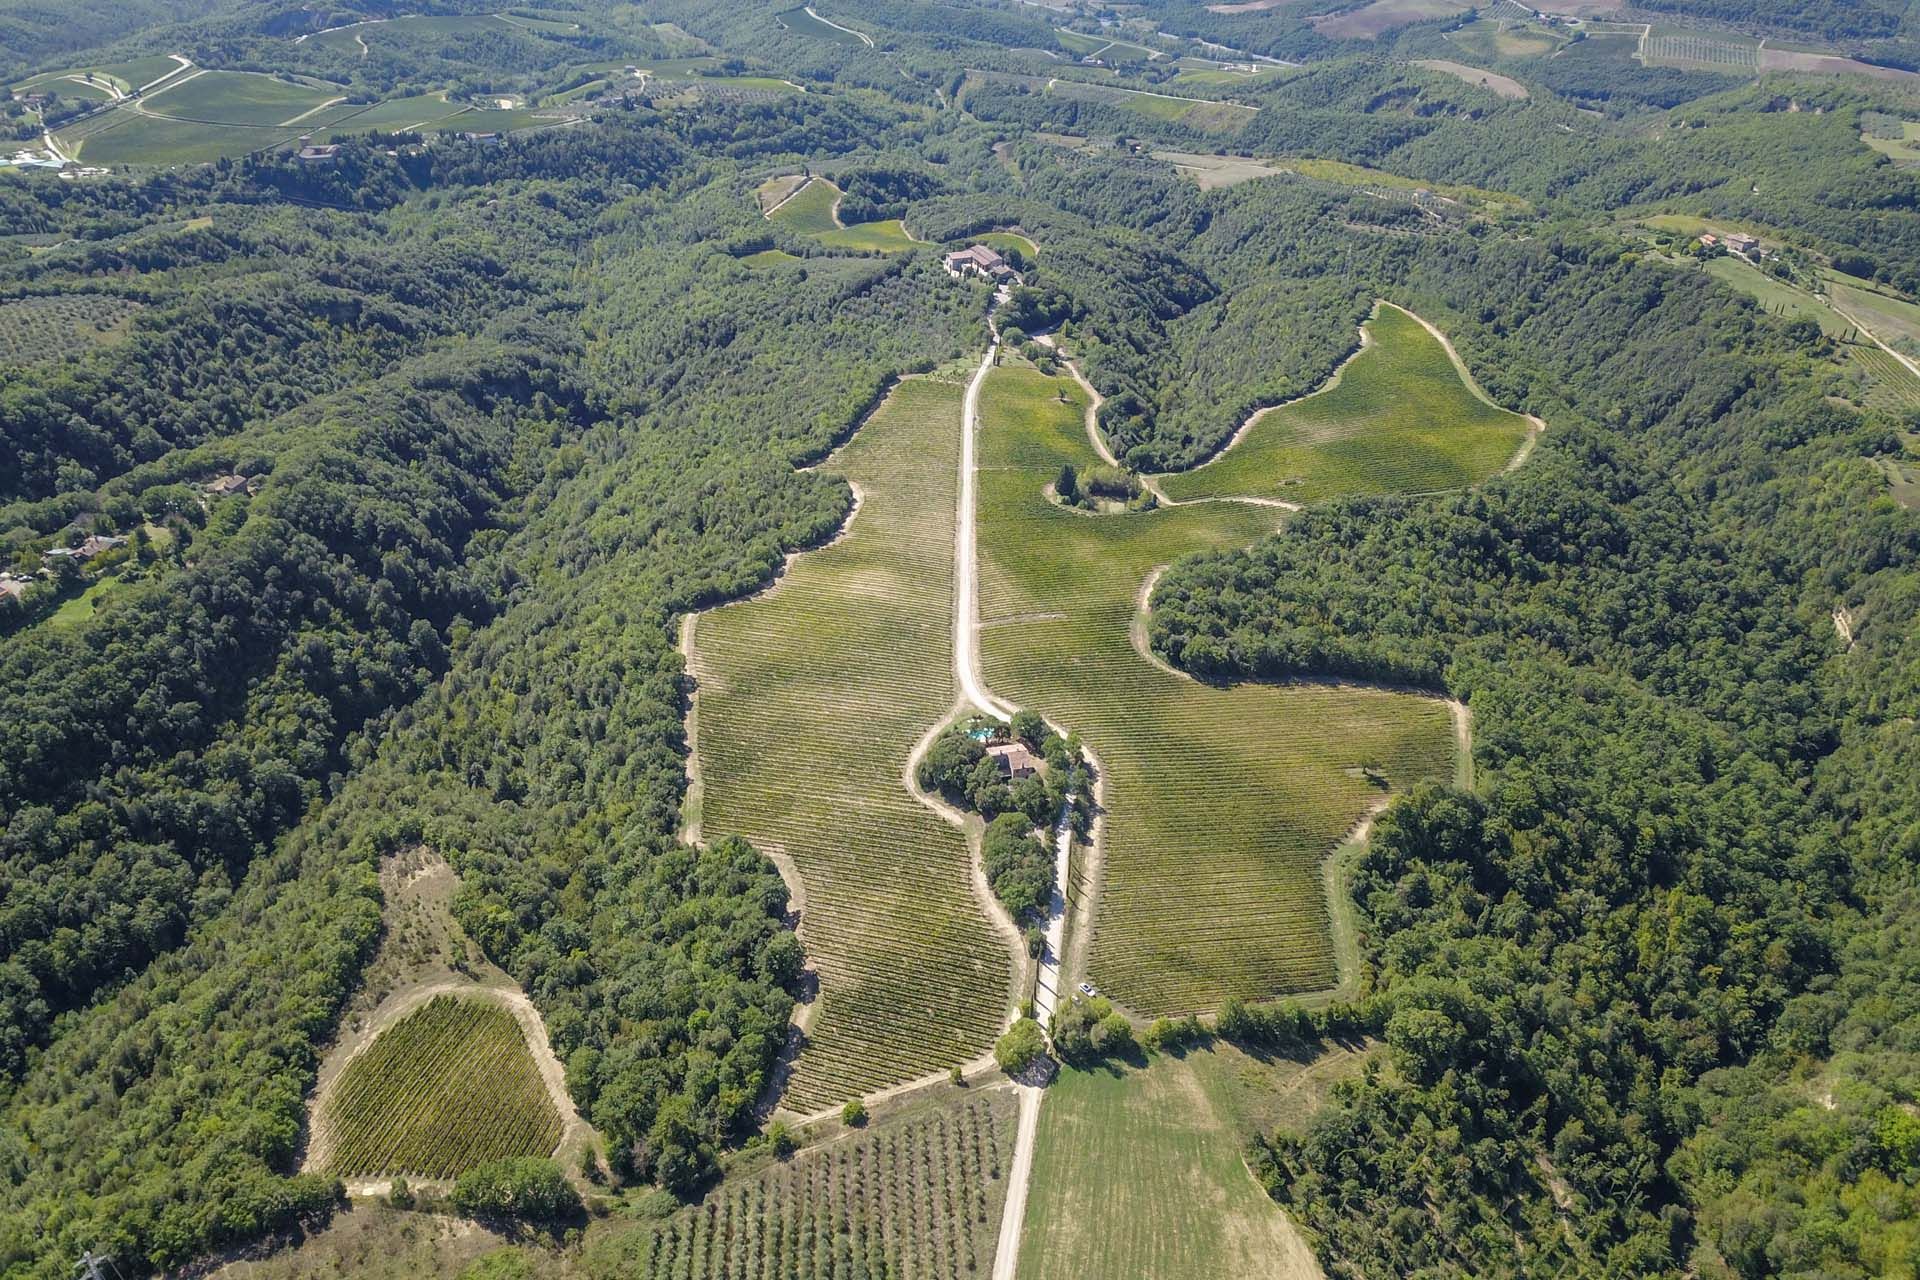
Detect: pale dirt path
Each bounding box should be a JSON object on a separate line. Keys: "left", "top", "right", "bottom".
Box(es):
{"left": 305, "top": 979, "right": 588, "bottom": 1188}
{"left": 280, "top": 96, "right": 345, "bottom": 126}
{"left": 806, "top": 5, "right": 876, "bottom": 46}
{"left": 959, "top": 341, "right": 1020, "bottom": 719}
{"left": 761, "top": 173, "right": 815, "bottom": 218}
{"left": 1029, "top": 799, "right": 1075, "bottom": 1029}
{"left": 1395, "top": 302, "right": 1546, "bottom": 465}
{"left": 991, "top": 1085, "right": 1044, "bottom": 1280}
{"left": 1829, "top": 299, "right": 1920, "bottom": 381}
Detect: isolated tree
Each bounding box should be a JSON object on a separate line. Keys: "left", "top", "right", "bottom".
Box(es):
{"left": 1056, "top": 463, "right": 1078, "bottom": 502}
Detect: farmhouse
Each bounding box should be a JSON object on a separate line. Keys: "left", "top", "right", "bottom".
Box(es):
{"left": 944, "top": 244, "right": 1015, "bottom": 283}
{"left": 44, "top": 534, "right": 125, "bottom": 566}
{"left": 203, "top": 473, "right": 253, "bottom": 496}
{"left": 987, "top": 741, "right": 1042, "bottom": 779}
{"left": 1726, "top": 232, "right": 1761, "bottom": 256}
{"left": 296, "top": 143, "right": 342, "bottom": 165}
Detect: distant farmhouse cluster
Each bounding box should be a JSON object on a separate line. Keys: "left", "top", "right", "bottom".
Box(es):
{"left": 1700, "top": 231, "right": 1770, "bottom": 260}
{"left": 943, "top": 244, "right": 1019, "bottom": 284}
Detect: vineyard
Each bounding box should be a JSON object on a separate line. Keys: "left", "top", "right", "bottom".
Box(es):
{"left": 1157, "top": 302, "right": 1534, "bottom": 506}
{"left": 975, "top": 364, "right": 1458, "bottom": 1015}
{"left": 1644, "top": 33, "right": 1759, "bottom": 70}
{"left": 0, "top": 295, "right": 142, "bottom": 367}
{"left": 598, "top": 1092, "right": 1018, "bottom": 1280}
{"left": 312, "top": 994, "right": 562, "bottom": 1180}
{"left": 1849, "top": 345, "right": 1920, "bottom": 414}
{"left": 1017, "top": 1048, "right": 1322, "bottom": 1280}
{"left": 766, "top": 178, "right": 843, "bottom": 236}
{"left": 689, "top": 376, "right": 1015, "bottom": 1114}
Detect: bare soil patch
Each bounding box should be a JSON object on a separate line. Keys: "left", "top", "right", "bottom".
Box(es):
{"left": 1312, "top": 0, "right": 1471, "bottom": 40}
{"left": 1415, "top": 57, "right": 1528, "bottom": 98}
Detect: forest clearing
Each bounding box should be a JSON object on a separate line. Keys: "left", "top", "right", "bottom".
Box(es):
{"left": 687, "top": 375, "right": 1016, "bottom": 1115}
{"left": 975, "top": 363, "right": 1460, "bottom": 1015}
{"left": 1157, "top": 302, "right": 1537, "bottom": 505}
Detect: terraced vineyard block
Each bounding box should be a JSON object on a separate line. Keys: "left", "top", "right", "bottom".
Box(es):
{"left": 690, "top": 376, "right": 1013, "bottom": 1112}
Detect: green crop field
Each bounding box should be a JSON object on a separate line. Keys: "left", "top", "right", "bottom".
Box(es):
{"left": 690, "top": 376, "right": 1014, "bottom": 1113}
{"left": 738, "top": 248, "right": 803, "bottom": 268}
{"left": 976, "top": 231, "right": 1038, "bottom": 259}
{"left": 1017, "top": 1045, "right": 1331, "bottom": 1280}
{"left": 975, "top": 366, "right": 1458, "bottom": 1015}
{"left": 338, "top": 93, "right": 467, "bottom": 130}
{"left": 1849, "top": 346, "right": 1920, "bottom": 414}
{"left": 815, "top": 219, "right": 920, "bottom": 253}
{"left": 766, "top": 177, "right": 842, "bottom": 235}
{"left": 313, "top": 994, "right": 562, "bottom": 1180}
{"left": 1702, "top": 257, "right": 1850, "bottom": 336}
{"left": 0, "top": 295, "right": 142, "bottom": 367}
{"left": 141, "top": 71, "right": 343, "bottom": 125}
{"left": 776, "top": 6, "right": 871, "bottom": 46}
{"left": 1826, "top": 275, "right": 1920, "bottom": 355}
{"left": 596, "top": 1091, "right": 1018, "bottom": 1278}
{"left": 1157, "top": 302, "right": 1534, "bottom": 506}
{"left": 1045, "top": 79, "right": 1258, "bottom": 133}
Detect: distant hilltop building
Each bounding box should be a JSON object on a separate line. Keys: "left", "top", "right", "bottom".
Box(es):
{"left": 944, "top": 244, "right": 1015, "bottom": 283}
{"left": 295, "top": 142, "right": 342, "bottom": 165}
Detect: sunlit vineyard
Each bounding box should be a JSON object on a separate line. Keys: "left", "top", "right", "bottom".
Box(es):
{"left": 606, "top": 1092, "right": 1017, "bottom": 1280}
{"left": 1645, "top": 33, "right": 1758, "bottom": 69}
{"left": 1158, "top": 303, "right": 1533, "bottom": 505}
{"left": 976, "top": 365, "right": 1458, "bottom": 1015}
{"left": 765, "top": 177, "right": 842, "bottom": 235}
{"left": 314, "top": 994, "right": 562, "bottom": 1179}
{"left": 1849, "top": 346, "right": 1920, "bottom": 414}
{"left": 0, "top": 295, "right": 142, "bottom": 367}
{"left": 690, "top": 376, "right": 1013, "bottom": 1113}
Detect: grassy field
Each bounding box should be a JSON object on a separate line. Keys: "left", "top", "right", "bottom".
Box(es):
{"left": 1045, "top": 79, "right": 1258, "bottom": 133}
{"left": 738, "top": 248, "right": 803, "bottom": 268}
{"left": 1702, "top": 257, "right": 1851, "bottom": 336}
{"left": 1826, "top": 275, "right": 1920, "bottom": 355}
{"left": 1157, "top": 303, "right": 1534, "bottom": 506}
{"left": 977, "top": 231, "right": 1038, "bottom": 259}
{"left": 814, "top": 219, "right": 920, "bottom": 253}
{"left": 1017, "top": 1043, "right": 1347, "bottom": 1279}
{"left": 1862, "top": 119, "right": 1920, "bottom": 164}
{"left": 690, "top": 376, "right": 1013, "bottom": 1113}
{"left": 975, "top": 365, "right": 1458, "bottom": 1015}
{"left": 0, "top": 294, "right": 142, "bottom": 367}
{"left": 766, "top": 177, "right": 842, "bottom": 234}
{"left": 45, "top": 576, "right": 121, "bottom": 629}
{"left": 1444, "top": 17, "right": 1562, "bottom": 59}
{"left": 313, "top": 994, "right": 562, "bottom": 1180}
{"left": 589, "top": 1090, "right": 1019, "bottom": 1279}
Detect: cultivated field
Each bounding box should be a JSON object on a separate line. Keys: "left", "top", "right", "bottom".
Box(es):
{"left": 1311, "top": 0, "right": 1472, "bottom": 40}
{"left": 1826, "top": 275, "right": 1920, "bottom": 356}
{"left": 312, "top": 994, "right": 563, "bottom": 1180}
{"left": 1699, "top": 257, "right": 1850, "bottom": 336}
{"left": 766, "top": 177, "right": 841, "bottom": 234}
{"left": 690, "top": 377, "right": 1014, "bottom": 1113}
{"left": 1152, "top": 150, "right": 1290, "bottom": 190}
{"left": 1643, "top": 30, "right": 1758, "bottom": 70}
{"left": 1415, "top": 58, "right": 1528, "bottom": 99}
{"left": 1017, "top": 1044, "right": 1339, "bottom": 1280}
{"left": 1444, "top": 17, "right": 1561, "bottom": 60}
{"left": 975, "top": 366, "right": 1458, "bottom": 1015}
{"left": 815, "top": 219, "right": 921, "bottom": 252}
{"left": 1045, "top": 78, "right": 1258, "bottom": 133}
{"left": 0, "top": 295, "right": 142, "bottom": 367}
{"left": 1157, "top": 302, "right": 1535, "bottom": 505}
{"left": 763, "top": 177, "right": 920, "bottom": 253}
{"left": 596, "top": 1091, "right": 1019, "bottom": 1279}
{"left": 1850, "top": 346, "right": 1920, "bottom": 414}
{"left": 776, "top": 6, "right": 873, "bottom": 47}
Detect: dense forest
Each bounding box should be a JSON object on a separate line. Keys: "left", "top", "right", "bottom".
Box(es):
{"left": 3, "top": 0, "right": 1920, "bottom": 1277}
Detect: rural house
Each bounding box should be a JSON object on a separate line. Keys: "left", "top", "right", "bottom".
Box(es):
{"left": 204, "top": 473, "right": 253, "bottom": 496}
{"left": 1726, "top": 232, "right": 1760, "bottom": 256}
{"left": 987, "top": 742, "right": 1042, "bottom": 779}
{"left": 944, "top": 245, "right": 1015, "bottom": 283}
{"left": 295, "top": 143, "right": 342, "bottom": 165}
